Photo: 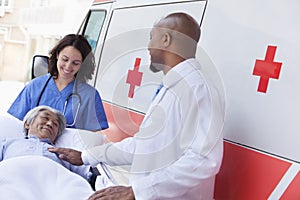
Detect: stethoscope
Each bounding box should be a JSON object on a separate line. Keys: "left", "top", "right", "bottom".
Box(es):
{"left": 36, "top": 75, "right": 82, "bottom": 127}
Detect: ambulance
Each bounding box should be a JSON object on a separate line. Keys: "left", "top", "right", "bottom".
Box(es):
{"left": 33, "top": 0, "right": 300, "bottom": 199}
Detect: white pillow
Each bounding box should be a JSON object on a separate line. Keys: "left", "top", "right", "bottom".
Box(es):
{"left": 0, "top": 114, "right": 106, "bottom": 150}
{"left": 0, "top": 115, "right": 23, "bottom": 139}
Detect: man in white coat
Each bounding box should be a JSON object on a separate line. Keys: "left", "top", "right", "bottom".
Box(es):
{"left": 50, "top": 12, "right": 225, "bottom": 200}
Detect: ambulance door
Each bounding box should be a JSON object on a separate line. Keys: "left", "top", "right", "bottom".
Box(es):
{"left": 88, "top": 0, "right": 208, "bottom": 183}
{"left": 78, "top": 2, "right": 113, "bottom": 86}
{"left": 95, "top": 1, "right": 207, "bottom": 114}
{"left": 200, "top": 0, "right": 300, "bottom": 198}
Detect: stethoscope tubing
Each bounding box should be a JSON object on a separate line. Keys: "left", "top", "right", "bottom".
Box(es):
{"left": 36, "top": 75, "right": 82, "bottom": 127}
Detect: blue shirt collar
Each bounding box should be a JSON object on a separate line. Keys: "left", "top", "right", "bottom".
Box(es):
{"left": 26, "top": 135, "right": 53, "bottom": 145}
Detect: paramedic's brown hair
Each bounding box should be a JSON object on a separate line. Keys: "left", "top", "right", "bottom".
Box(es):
{"left": 48, "top": 34, "right": 96, "bottom": 82}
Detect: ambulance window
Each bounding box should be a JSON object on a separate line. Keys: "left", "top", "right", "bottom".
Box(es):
{"left": 82, "top": 10, "right": 106, "bottom": 52}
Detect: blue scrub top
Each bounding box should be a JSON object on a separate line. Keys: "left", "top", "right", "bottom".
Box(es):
{"left": 8, "top": 74, "right": 108, "bottom": 131}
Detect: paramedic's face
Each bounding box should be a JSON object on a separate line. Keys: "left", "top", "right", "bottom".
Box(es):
{"left": 57, "top": 46, "right": 82, "bottom": 81}
{"left": 148, "top": 26, "right": 165, "bottom": 73}
{"left": 25, "top": 110, "right": 60, "bottom": 143}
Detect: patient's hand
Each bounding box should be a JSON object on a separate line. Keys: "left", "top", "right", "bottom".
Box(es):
{"left": 88, "top": 186, "right": 135, "bottom": 200}
{"left": 48, "top": 147, "right": 83, "bottom": 166}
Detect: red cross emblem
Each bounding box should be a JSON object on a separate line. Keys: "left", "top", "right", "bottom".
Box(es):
{"left": 253, "top": 45, "right": 282, "bottom": 93}
{"left": 126, "top": 58, "right": 143, "bottom": 98}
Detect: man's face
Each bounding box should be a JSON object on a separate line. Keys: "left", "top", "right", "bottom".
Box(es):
{"left": 25, "top": 110, "right": 60, "bottom": 143}
{"left": 148, "top": 27, "right": 165, "bottom": 73}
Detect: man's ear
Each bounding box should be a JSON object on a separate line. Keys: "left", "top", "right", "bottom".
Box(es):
{"left": 162, "top": 32, "right": 171, "bottom": 47}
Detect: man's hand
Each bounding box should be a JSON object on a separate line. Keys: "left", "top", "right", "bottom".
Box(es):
{"left": 88, "top": 186, "right": 135, "bottom": 200}
{"left": 48, "top": 147, "right": 83, "bottom": 166}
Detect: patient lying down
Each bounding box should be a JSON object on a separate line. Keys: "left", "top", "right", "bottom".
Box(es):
{"left": 0, "top": 106, "right": 92, "bottom": 182}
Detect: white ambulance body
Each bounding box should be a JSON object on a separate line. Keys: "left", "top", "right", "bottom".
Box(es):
{"left": 78, "top": 0, "right": 300, "bottom": 198}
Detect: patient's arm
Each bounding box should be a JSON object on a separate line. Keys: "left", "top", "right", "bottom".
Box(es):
{"left": 48, "top": 147, "right": 83, "bottom": 166}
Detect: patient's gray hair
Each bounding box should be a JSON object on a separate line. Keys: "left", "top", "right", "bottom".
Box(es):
{"left": 23, "top": 106, "right": 66, "bottom": 138}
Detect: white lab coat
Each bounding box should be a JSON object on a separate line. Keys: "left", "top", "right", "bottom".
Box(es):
{"left": 82, "top": 58, "right": 225, "bottom": 199}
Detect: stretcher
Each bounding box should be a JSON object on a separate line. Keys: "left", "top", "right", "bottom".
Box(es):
{"left": 0, "top": 115, "right": 115, "bottom": 199}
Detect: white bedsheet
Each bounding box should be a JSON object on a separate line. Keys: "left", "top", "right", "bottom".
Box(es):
{"left": 0, "top": 155, "right": 94, "bottom": 200}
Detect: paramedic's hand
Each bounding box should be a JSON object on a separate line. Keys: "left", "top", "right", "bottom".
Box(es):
{"left": 48, "top": 147, "right": 83, "bottom": 166}
{"left": 88, "top": 186, "right": 135, "bottom": 200}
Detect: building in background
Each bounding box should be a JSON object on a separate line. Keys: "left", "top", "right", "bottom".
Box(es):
{"left": 0, "top": 0, "right": 92, "bottom": 82}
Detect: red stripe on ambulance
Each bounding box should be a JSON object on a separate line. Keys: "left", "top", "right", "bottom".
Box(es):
{"left": 102, "top": 102, "right": 144, "bottom": 142}
{"left": 214, "top": 141, "right": 291, "bottom": 199}
{"left": 280, "top": 171, "right": 300, "bottom": 199}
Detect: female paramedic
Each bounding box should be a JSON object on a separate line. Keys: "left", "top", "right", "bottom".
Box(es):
{"left": 8, "top": 34, "right": 109, "bottom": 131}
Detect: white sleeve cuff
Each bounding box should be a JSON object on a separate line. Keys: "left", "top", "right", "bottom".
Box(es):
{"left": 82, "top": 149, "right": 99, "bottom": 167}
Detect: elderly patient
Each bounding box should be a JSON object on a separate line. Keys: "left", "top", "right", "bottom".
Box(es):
{"left": 0, "top": 105, "right": 93, "bottom": 182}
